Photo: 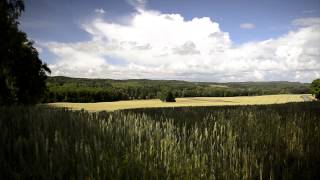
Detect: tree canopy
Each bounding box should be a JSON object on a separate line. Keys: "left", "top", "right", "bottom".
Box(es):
{"left": 311, "top": 79, "right": 320, "bottom": 100}
{"left": 0, "top": 0, "right": 50, "bottom": 105}
{"left": 160, "top": 91, "right": 176, "bottom": 102}
{"left": 42, "top": 76, "right": 310, "bottom": 103}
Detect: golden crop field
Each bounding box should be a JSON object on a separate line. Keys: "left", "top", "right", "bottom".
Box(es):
{"left": 48, "top": 94, "right": 314, "bottom": 111}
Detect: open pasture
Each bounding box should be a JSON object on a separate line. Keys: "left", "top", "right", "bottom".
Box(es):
{"left": 49, "top": 94, "right": 313, "bottom": 111}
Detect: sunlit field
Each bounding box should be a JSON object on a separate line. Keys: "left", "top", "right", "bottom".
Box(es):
{"left": 49, "top": 94, "right": 313, "bottom": 111}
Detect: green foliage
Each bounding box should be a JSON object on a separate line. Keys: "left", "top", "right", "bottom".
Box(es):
{"left": 310, "top": 79, "right": 320, "bottom": 100}
{"left": 1, "top": 102, "right": 319, "bottom": 179}
{"left": 0, "top": 0, "right": 50, "bottom": 105}
{"left": 44, "top": 76, "right": 311, "bottom": 103}
{"left": 160, "top": 91, "right": 176, "bottom": 102}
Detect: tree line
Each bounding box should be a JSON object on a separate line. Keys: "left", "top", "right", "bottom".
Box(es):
{"left": 43, "top": 77, "right": 312, "bottom": 103}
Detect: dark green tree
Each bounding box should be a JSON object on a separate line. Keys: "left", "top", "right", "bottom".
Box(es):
{"left": 0, "top": 0, "right": 50, "bottom": 105}
{"left": 310, "top": 79, "right": 320, "bottom": 100}
{"left": 160, "top": 91, "right": 176, "bottom": 102}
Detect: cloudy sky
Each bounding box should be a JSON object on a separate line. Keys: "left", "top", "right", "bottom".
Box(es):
{"left": 20, "top": 0, "right": 320, "bottom": 82}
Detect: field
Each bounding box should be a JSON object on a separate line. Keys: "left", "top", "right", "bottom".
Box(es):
{"left": 49, "top": 94, "right": 313, "bottom": 111}
{"left": 1, "top": 102, "right": 319, "bottom": 179}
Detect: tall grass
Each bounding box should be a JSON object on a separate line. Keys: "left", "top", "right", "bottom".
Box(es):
{"left": 0, "top": 102, "right": 319, "bottom": 179}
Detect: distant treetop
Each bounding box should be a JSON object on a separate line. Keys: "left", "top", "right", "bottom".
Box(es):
{"left": 311, "top": 79, "right": 320, "bottom": 100}
{"left": 160, "top": 91, "right": 176, "bottom": 102}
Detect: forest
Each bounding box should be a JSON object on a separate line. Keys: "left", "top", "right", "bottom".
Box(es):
{"left": 43, "top": 76, "right": 311, "bottom": 103}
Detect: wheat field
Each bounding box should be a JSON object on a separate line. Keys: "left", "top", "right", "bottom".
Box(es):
{"left": 2, "top": 102, "right": 319, "bottom": 179}
{"left": 48, "top": 94, "right": 313, "bottom": 111}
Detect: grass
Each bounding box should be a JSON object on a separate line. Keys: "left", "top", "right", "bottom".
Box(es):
{"left": 1, "top": 102, "right": 319, "bottom": 179}
{"left": 48, "top": 94, "right": 313, "bottom": 111}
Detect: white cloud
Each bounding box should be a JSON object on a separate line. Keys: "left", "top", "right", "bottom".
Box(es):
{"left": 94, "top": 8, "right": 105, "bottom": 14}
{"left": 240, "top": 23, "right": 256, "bottom": 29}
{"left": 172, "top": 41, "right": 200, "bottom": 55}
{"left": 34, "top": 45, "right": 43, "bottom": 53}
{"left": 292, "top": 17, "right": 320, "bottom": 27}
{"left": 302, "top": 10, "right": 316, "bottom": 14}
{"left": 43, "top": 10, "right": 320, "bottom": 82}
{"left": 128, "top": 0, "right": 148, "bottom": 10}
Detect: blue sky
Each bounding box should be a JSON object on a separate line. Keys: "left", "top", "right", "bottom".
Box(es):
{"left": 21, "top": 0, "right": 320, "bottom": 43}
{"left": 20, "top": 0, "right": 320, "bottom": 82}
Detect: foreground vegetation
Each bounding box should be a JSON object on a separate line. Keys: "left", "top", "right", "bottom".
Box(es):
{"left": 44, "top": 76, "right": 310, "bottom": 103}
{"left": 0, "top": 0, "right": 50, "bottom": 106}
{"left": 49, "top": 94, "right": 310, "bottom": 111}
{"left": 1, "top": 102, "right": 319, "bottom": 179}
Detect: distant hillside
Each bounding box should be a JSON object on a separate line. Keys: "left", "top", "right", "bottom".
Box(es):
{"left": 44, "top": 76, "right": 310, "bottom": 103}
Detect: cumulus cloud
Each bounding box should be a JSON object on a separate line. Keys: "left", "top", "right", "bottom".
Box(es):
{"left": 173, "top": 41, "right": 200, "bottom": 55}
{"left": 240, "top": 23, "right": 256, "bottom": 29}
{"left": 94, "top": 8, "right": 105, "bottom": 14}
{"left": 43, "top": 11, "right": 320, "bottom": 82}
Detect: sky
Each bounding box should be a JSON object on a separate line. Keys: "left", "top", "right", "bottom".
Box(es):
{"left": 20, "top": 0, "right": 320, "bottom": 82}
